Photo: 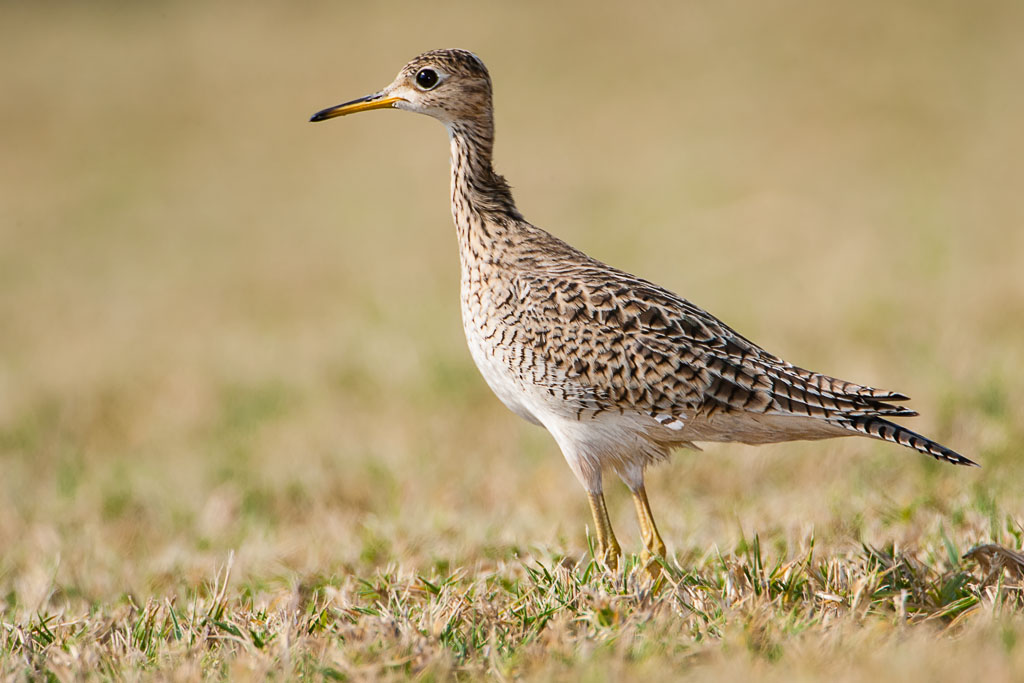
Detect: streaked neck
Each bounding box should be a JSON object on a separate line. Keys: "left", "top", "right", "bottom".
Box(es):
{"left": 448, "top": 120, "right": 521, "bottom": 220}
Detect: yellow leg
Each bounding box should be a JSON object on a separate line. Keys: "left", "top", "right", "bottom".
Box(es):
{"left": 587, "top": 491, "right": 621, "bottom": 570}
{"left": 631, "top": 485, "right": 667, "bottom": 570}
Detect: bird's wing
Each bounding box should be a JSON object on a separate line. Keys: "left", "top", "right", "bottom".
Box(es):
{"left": 510, "top": 228, "right": 973, "bottom": 465}
{"left": 520, "top": 258, "right": 915, "bottom": 424}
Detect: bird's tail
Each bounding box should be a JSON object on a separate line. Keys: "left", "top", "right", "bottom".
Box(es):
{"left": 833, "top": 415, "right": 977, "bottom": 467}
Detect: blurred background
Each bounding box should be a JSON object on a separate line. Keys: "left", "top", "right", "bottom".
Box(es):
{"left": 1, "top": 0, "right": 1022, "bottom": 600}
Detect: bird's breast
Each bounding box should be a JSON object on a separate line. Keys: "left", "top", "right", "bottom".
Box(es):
{"left": 459, "top": 268, "right": 546, "bottom": 425}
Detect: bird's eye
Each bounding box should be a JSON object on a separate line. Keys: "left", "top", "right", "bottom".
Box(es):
{"left": 415, "top": 68, "right": 440, "bottom": 90}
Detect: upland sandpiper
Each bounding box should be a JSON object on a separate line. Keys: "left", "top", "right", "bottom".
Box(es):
{"left": 311, "top": 49, "right": 974, "bottom": 569}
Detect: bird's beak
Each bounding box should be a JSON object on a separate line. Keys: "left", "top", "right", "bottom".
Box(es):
{"left": 309, "top": 92, "right": 406, "bottom": 122}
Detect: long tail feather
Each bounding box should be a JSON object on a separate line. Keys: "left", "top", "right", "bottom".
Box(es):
{"left": 834, "top": 416, "right": 977, "bottom": 467}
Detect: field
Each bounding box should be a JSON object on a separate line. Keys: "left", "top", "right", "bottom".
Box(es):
{"left": 2, "top": 0, "right": 1024, "bottom": 679}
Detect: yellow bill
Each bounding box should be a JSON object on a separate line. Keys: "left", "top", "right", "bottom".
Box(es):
{"left": 309, "top": 93, "right": 405, "bottom": 122}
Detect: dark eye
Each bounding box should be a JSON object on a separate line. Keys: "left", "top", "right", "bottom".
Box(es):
{"left": 415, "top": 68, "right": 439, "bottom": 90}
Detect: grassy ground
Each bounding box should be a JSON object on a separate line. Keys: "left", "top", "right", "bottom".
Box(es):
{"left": 2, "top": 0, "right": 1024, "bottom": 679}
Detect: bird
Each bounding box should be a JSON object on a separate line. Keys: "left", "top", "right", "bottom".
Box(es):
{"left": 310, "top": 49, "right": 975, "bottom": 570}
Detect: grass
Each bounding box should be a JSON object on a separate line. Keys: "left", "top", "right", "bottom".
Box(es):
{"left": 4, "top": 538, "right": 1024, "bottom": 678}
{"left": 2, "top": 0, "right": 1024, "bottom": 679}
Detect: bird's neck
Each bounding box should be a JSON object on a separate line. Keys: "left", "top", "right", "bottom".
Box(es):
{"left": 448, "top": 119, "right": 523, "bottom": 265}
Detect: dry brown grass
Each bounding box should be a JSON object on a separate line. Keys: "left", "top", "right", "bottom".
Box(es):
{"left": 2, "top": 0, "right": 1023, "bottom": 679}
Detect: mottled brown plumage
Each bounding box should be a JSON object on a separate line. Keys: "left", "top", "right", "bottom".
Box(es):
{"left": 311, "top": 49, "right": 975, "bottom": 568}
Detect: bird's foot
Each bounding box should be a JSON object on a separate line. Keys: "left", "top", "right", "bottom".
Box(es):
{"left": 639, "top": 543, "right": 667, "bottom": 580}
{"left": 597, "top": 539, "right": 622, "bottom": 572}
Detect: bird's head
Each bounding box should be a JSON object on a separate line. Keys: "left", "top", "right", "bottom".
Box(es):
{"left": 310, "top": 49, "right": 492, "bottom": 128}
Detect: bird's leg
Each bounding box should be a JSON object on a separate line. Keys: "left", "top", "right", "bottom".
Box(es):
{"left": 631, "top": 485, "right": 667, "bottom": 570}
{"left": 587, "top": 491, "right": 621, "bottom": 570}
